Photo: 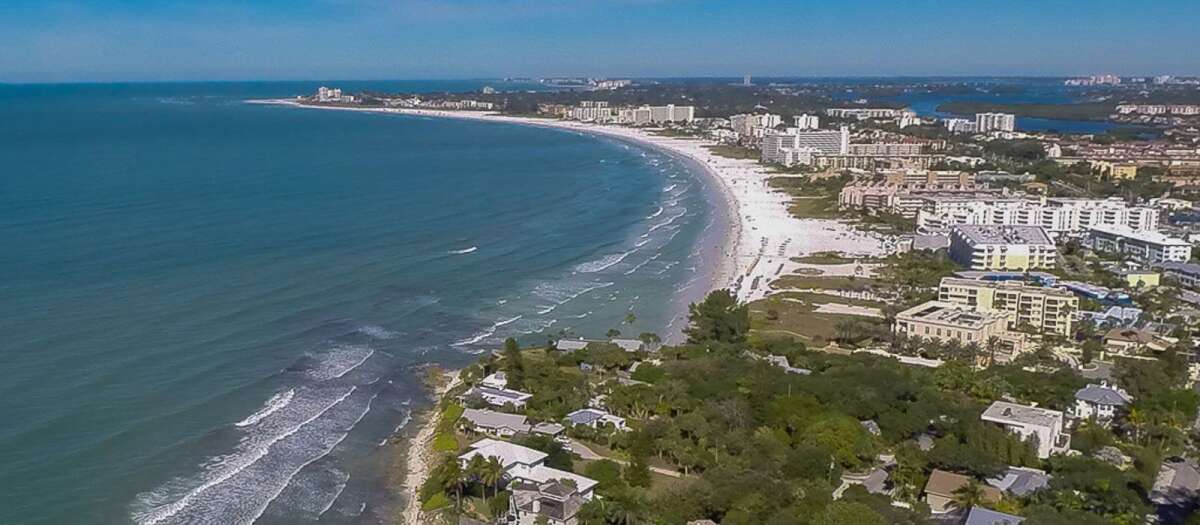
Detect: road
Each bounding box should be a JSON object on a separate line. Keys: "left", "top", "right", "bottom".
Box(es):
{"left": 567, "top": 439, "right": 683, "bottom": 478}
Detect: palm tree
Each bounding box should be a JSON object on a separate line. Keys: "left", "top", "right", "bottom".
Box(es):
{"left": 441, "top": 456, "right": 465, "bottom": 510}
{"left": 949, "top": 481, "right": 987, "bottom": 511}
{"left": 480, "top": 456, "right": 504, "bottom": 499}
{"left": 985, "top": 336, "right": 1000, "bottom": 366}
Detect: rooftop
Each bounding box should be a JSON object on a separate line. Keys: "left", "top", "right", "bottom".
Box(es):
{"left": 924, "top": 469, "right": 1003, "bottom": 502}
{"left": 898, "top": 301, "right": 1008, "bottom": 329}
{"left": 1089, "top": 224, "right": 1191, "bottom": 247}
{"left": 952, "top": 225, "right": 1054, "bottom": 247}
{"left": 965, "top": 506, "right": 1025, "bottom": 525}
{"left": 940, "top": 277, "right": 1075, "bottom": 299}
{"left": 461, "top": 408, "right": 530, "bottom": 431}
{"left": 1075, "top": 383, "right": 1133, "bottom": 406}
{"left": 460, "top": 438, "right": 547, "bottom": 469}
{"left": 986, "top": 466, "right": 1050, "bottom": 497}
{"left": 981, "top": 401, "right": 1064, "bottom": 429}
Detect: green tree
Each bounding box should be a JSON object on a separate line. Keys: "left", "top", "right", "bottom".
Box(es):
{"left": 949, "top": 480, "right": 987, "bottom": 511}
{"left": 503, "top": 337, "right": 525, "bottom": 390}
{"left": 813, "top": 501, "right": 887, "bottom": 525}
{"left": 684, "top": 289, "right": 750, "bottom": 343}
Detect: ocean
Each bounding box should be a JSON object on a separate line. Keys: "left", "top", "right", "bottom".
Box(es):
{"left": 0, "top": 82, "right": 721, "bottom": 524}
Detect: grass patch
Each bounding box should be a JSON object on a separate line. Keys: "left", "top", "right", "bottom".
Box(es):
{"left": 787, "top": 196, "right": 839, "bottom": 219}
{"left": 437, "top": 403, "right": 465, "bottom": 432}
{"left": 421, "top": 492, "right": 451, "bottom": 511}
{"left": 771, "top": 291, "right": 887, "bottom": 309}
{"left": 433, "top": 431, "right": 460, "bottom": 452}
{"left": 703, "top": 144, "right": 759, "bottom": 160}
{"left": 792, "top": 251, "right": 854, "bottom": 264}
{"left": 771, "top": 275, "right": 886, "bottom": 291}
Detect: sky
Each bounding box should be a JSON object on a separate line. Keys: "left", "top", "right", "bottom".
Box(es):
{"left": 2, "top": 0, "right": 1198, "bottom": 83}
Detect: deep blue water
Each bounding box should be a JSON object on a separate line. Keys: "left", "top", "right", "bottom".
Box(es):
{"left": 874, "top": 84, "right": 1117, "bottom": 134}
{"left": 0, "top": 82, "right": 718, "bottom": 524}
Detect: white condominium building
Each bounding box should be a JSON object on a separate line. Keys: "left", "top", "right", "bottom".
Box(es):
{"left": 793, "top": 114, "right": 820, "bottom": 130}
{"left": 917, "top": 196, "right": 1161, "bottom": 236}
{"left": 938, "top": 277, "right": 1078, "bottom": 336}
{"left": 569, "top": 101, "right": 613, "bottom": 122}
{"left": 944, "top": 118, "right": 978, "bottom": 134}
{"left": 730, "top": 113, "right": 782, "bottom": 138}
{"left": 1087, "top": 225, "right": 1192, "bottom": 263}
{"left": 648, "top": 104, "right": 694, "bottom": 124}
{"left": 976, "top": 112, "right": 1016, "bottom": 132}
{"left": 760, "top": 126, "right": 849, "bottom": 166}
{"left": 948, "top": 225, "right": 1057, "bottom": 271}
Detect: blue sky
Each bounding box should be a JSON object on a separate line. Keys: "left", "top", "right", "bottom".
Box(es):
{"left": 2, "top": 0, "right": 1197, "bottom": 82}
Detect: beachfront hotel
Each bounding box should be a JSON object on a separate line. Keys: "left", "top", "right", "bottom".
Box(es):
{"left": 760, "top": 126, "right": 849, "bottom": 166}
{"left": 948, "top": 225, "right": 1057, "bottom": 271}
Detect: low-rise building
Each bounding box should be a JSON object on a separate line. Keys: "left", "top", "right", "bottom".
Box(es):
{"left": 1103, "top": 327, "right": 1174, "bottom": 356}
{"left": 923, "top": 469, "right": 1002, "bottom": 514}
{"left": 938, "top": 277, "right": 1077, "bottom": 336}
{"left": 1158, "top": 261, "right": 1200, "bottom": 289}
{"left": 481, "top": 371, "right": 509, "bottom": 390}
{"left": 1071, "top": 382, "right": 1133, "bottom": 421}
{"left": 980, "top": 401, "right": 1069, "bottom": 459}
{"left": 894, "top": 301, "right": 1025, "bottom": 357}
{"left": 965, "top": 507, "right": 1024, "bottom": 525}
{"left": 566, "top": 408, "right": 628, "bottom": 431}
{"left": 463, "top": 386, "right": 533, "bottom": 409}
{"left": 461, "top": 408, "right": 532, "bottom": 437}
{"left": 508, "top": 480, "right": 588, "bottom": 525}
{"left": 949, "top": 225, "right": 1057, "bottom": 271}
{"left": 1087, "top": 225, "right": 1192, "bottom": 263}
{"left": 986, "top": 466, "right": 1050, "bottom": 498}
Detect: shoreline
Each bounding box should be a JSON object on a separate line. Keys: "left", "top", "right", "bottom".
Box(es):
{"left": 254, "top": 99, "right": 886, "bottom": 309}
{"left": 254, "top": 99, "right": 890, "bottom": 523}
{"left": 396, "top": 368, "right": 461, "bottom": 525}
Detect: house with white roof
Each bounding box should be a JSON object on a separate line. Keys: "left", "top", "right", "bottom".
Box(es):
{"left": 461, "top": 408, "right": 531, "bottom": 437}
{"left": 980, "top": 401, "right": 1069, "bottom": 459}
{"left": 463, "top": 385, "right": 533, "bottom": 410}
{"left": 480, "top": 371, "right": 509, "bottom": 390}
{"left": 566, "top": 408, "right": 628, "bottom": 431}
{"left": 1071, "top": 382, "right": 1133, "bottom": 421}
{"left": 555, "top": 339, "right": 591, "bottom": 352}
{"left": 460, "top": 439, "right": 599, "bottom": 500}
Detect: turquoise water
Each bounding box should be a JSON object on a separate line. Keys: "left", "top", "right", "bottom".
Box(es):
{"left": 0, "top": 83, "right": 719, "bottom": 524}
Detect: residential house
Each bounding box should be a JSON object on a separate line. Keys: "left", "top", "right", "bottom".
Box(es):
{"left": 508, "top": 480, "right": 588, "bottom": 525}
{"left": 461, "top": 408, "right": 531, "bottom": 437}
{"left": 965, "top": 506, "right": 1025, "bottom": 525}
{"left": 980, "top": 401, "right": 1069, "bottom": 459}
{"left": 460, "top": 439, "right": 598, "bottom": 500}
{"left": 555, "top": 339, "right": 591, "bottom": 352}
{"left": 1071, "top": 382, "right": 1133, "bottom": 421}
{"left": 480, "top": 371, "right": 509, "bottom": 390}
{"left": 923, "top": 469, "right": 1002, "bottom": 514}
{"left": 463, "top": 385, "right": 533, "bottom": 410}
{"left": 1150, "top": 458, "right": 1200, "bottom": 523}
{"left": 1103, "top": 327, "right": 1174, "bottom": 356}
{"left": 986, "top": 466, "right": 1050, "bottom": 497}
{"left": 566, "top": 408, "right": 628, "bottom": 431}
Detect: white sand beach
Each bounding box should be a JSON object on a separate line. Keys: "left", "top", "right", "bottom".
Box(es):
{"left": 400, "top": 368, "right": 461, "bottom": 525}
{"left": 257, "top": 100, "right": 888, "bottom": 303}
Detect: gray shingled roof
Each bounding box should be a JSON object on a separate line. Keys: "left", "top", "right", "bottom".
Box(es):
{"left": 965, "top": 506, "right": 1025, "bottom": 525}
{"left": 1075, "top": 384, "right": 1132, "bottom": 406}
